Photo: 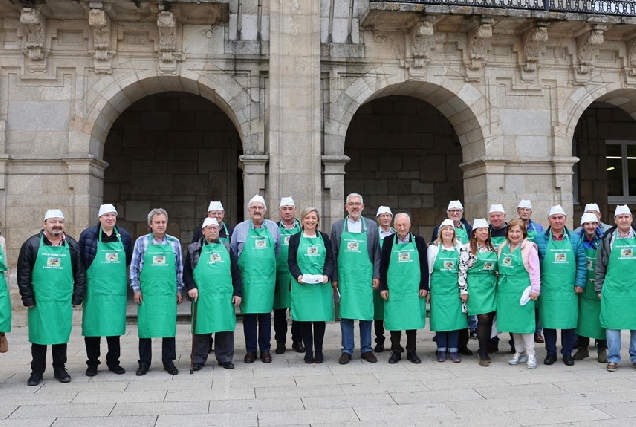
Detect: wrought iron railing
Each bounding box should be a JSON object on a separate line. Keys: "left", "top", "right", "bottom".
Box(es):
{"left": 369, "top": 0, "right": 636, "bottom": 16}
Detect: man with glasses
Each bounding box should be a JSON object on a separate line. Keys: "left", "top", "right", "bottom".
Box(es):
{"left": 430, "top": 201, "right": 472, "bottom": 245}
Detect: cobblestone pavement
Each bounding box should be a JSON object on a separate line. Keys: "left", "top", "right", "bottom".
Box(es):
{"left": 1, "top": 322, "right": 635, "bottom": 426}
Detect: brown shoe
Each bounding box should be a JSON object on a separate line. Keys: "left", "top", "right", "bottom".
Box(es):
{"left": 338, "top": 353, "right": 351, "bottom": 364}
{"left": 260, "top": 352, "right": 272, "bottom": 363}
{"left": 244, "top": 352, "right": 256, "bottom": 363}
{"left": 534, "top": 334, "right": 544, "bottom": 343}
{"left": 607, "top": 362, "right": 618, "bottom": 372}
{"left": 361, "top": 352, "right": 377, "bottom": 363}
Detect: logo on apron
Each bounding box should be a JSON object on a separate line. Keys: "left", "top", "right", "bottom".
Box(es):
{"left": 46, "top": 257, "right": 61, "bottom": 268}
{"left": 152, "top": 255, "right": 166, "bottom": 265}
{"left": 209, "top": 252, "right": 222, "bottom": 263}
{"left": 398, "top": 251, "right": 412, "bottom": 262}
{"left": 483, "top": 261, "right": 494, "bottom": 270}
{"left": 346, "top": 241, "right": 360, "bottom": 252}
{"left": 620, "top": 248, "right": 635, "bottom": 258}
{"left": 554, "top": 252, "right": 567, "bottom": 263}
{"left": 586, "top": 258, "right": 593, "bottom": 270}
{"left": 283, "top": 235, "right": 291, "bottom": 245}
{"left": 255, "top": 238, "right": 268, "bottom": 249}
{"left": 307, "top": 245, "right": 319, "bottom": 256}
{"left": 443, "top": 260, "right": 455, "bottom": 269}
{"left": 502, "top": 256, "right": 512, "bottom": 267}
{"left": 105, "top": 252, "right": 119, "bottom": 262}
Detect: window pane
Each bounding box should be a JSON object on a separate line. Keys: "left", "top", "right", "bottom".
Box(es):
{"left": 628, "top": 145, "right": 636, "bottom": 196}
{"left": 607, "top": 144, "right": 623, "bottom": 197}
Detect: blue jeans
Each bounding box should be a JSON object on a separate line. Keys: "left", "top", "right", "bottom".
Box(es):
{"left": 340, "top": 319, "right": 372, "bottom": 354}
{"left": 544, "top": 328, "right": 575, "bottom": 356}
{"left": 606, "top": 329, "right": 636, "bottom": 364}
{"left": 436, "top": 330, "right": 459, "bottom": 353}
{"left": 243, "top": 313, "right": 271, "bottom": 353}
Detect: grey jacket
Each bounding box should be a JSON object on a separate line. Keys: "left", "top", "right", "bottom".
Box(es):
{"left": 330, "top": 217, "right": 381, "bottom": 282}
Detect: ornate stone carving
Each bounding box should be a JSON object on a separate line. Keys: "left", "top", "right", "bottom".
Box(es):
{"left": 20, "top": 8, "right": 46, "bottom": 72}
{"left": 577, "top": 24, "right": 606, "bottom": 75}
{"left": 523, "top": 24, "right": 548, "bottom": 73}
{"left": 157, "top": 10, "right": 182, "bottom": 74}
{"left": 411, "top": 20, "right": 435, "bottom": 69}
{"left": 627, "top": 41, "right": 636, "bottom": 77}
{"left": 465, "top": 17, "right": 493, "bottom": 81}
{"left": 89, "top": 7, "right": 112, "bottom": 74}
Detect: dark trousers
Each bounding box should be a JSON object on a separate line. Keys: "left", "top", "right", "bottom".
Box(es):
{"left": 390, "top": 330, "right": 416, "bottom": 352}
{"left": 577, "top": 335, "right": 608, "bottom": 351}
{"left": 192, "top": 331, "right": 234, "bottom": 364}
{"left": 31, "top": 343, "right": 67, "bottom": 373}
{"left": 436, "top": 331, "right": 459, "bottom": 351}
{"left": 243, "top": 313, "right": 271, "bottom": 353}
{"left": 459, "top": 327, "right": 469, "bottom": 350}
{"left": 85, "top": 336, "right": 121, "bottom": 367}
{"left": 273, "top": 308, "right": 301, "bottom": 344}
{"left": 544, "top": 328, "right": 576, "bottom": 356}
{"left": 299, "top": 321, "right": 326, "bottom": 359}
{"left": 374, "top": 320, "right": 385, "bottom": 344}
{"left": 138, "top": 337, "right": 176, "bottom": 367}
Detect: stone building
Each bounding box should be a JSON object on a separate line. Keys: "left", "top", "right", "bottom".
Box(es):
{"left": 1, "top": 0, "right": 635, "bottom": 315}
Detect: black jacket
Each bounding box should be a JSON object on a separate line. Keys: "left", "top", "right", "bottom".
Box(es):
{"left": 183, "top": 238, "right": 242, "bottom": 297}
{"left": 78, "top": 223, "right": 133, "bottom": 270}
{"left": 191, "top": 222, "right": 234, "bottom": 244}
{"left": 17, "top": 231, "right": 86, "bottom": 307}
{"left": 287, "top": 231, "right": 334, "bottom": 280}
{"left": 379, "top": 233, "right": 429, "bottom": 292}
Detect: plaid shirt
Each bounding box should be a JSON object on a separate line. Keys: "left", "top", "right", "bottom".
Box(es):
{"left": 130, "top": 233, "right": 183, "bottom": 293}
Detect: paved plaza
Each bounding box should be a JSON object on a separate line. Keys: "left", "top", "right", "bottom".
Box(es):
{"left": 1, "top": 320, "right": 636, "bottom": 426}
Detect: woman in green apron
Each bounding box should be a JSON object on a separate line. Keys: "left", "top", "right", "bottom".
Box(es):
{"left": 428, "top": 219, "right": 467, "bottom": 363}
{"left": 0, "top": 239, "right": 10, "bottom": 347}
{"left": 497, "top": 219, "right": 541, "bottom": 369}
{"left": 459, "top": 218, "right": 497, "bottom": 366}
{"left": 288, "top": 207, "right": 334, "bottom": 363}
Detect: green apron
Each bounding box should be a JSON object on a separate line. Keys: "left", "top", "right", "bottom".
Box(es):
{"left": 491, "top": 235, "right": 506, "bottom": 249}
{"left": 600, "top": 233, "right": 636, "bottom": 330}
{"left": 220, "top": 223, "right": 230, "bottom": 244}
{"left": 239, "top": 223, "right": 276, "bottom": 314}
{"left": 274, "top": 220, "right": 300, "bottom": 310}
{"left": 384, "top": 234, "right": 425, "bottom": 331}
{"left": 291, "top": 233, "right": 334, "bottom": 322}
{"left": 526, "top": 224, "right": 538, "bottom": 242}
{"left": 429, "top": 245, "right": 467, "bottom": 332}
{"left": 28, "top": 235, "right": 74, "bottom": 345}
{"left": 192, "top": 241, "right": 236, "bottom": 333}
{"left": 455, "top": 225, "right": 468, "bottom": 246}
{"left": 539, "top": 232, "right": 578, "bottom": 329}
{"left": 576, "top": 245, "right": 605, "bottom": 339}
{"left": 373, "top": 228, "right": 394, "bottom": 321}
{"left": 0, "top": 247, "right": 11, "bottom": 333}
{"left": 466, "top": 249, "right": 498, "bottom": 315}
{"left": 496, "top": 244, "right": 535, "bottom": 334}
{"left": 338, "top": 218, "right": 373, "bottom": 320}
{"left": 137, "top": 235, "right": 177, "bottom": 338}
{"left": 82, "top": 228, "right": 127, "bottom": 337}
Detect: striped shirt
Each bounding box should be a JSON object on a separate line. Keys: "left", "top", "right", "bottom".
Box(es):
{"left": 130, "top": 233, "right": 184, "bottom": 293}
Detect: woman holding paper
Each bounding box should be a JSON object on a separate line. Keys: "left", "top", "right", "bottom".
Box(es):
{"left": 288, "top": 207, "right": 334, "bottom": 363}
{"left": 496, "top": 219, "right": 541, "bottom": 369}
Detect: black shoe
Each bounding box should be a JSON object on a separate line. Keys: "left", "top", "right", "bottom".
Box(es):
{"left": 136, "top": 364, "right": 149, "bottom": 376}
{"left": 85, "top": 365, "right": 98, "bottom": 377}
{"left": 192, "top": 363, "right": 204, "bottom": 372}
{"left": 54, "top": 368, "right": 71, "bottom": 383}
{"left": 108, "top": 365, "right": 126, "bottom": 375}
{"left": 164, "top": 364, "right": 179, "bottom": 375}
{"left": 563, "top": 354, "right": 575, "bottom": 366}
{"left": 407, "top": 351, "right": 422, "bottom": 364}
{"left": 219, "top": 362, "right": 234, "bottom": 369}
{"left": 544, "top": 354, "right": 557, "bottom": 365}
{"left": 458, "top": 347, "right": 473, "bottom": 356}
{"left": 374, "top": 342, "right": 385, "bottom": 352}
{"left": 487, "top": 345, "right": 499, "bottom": 354}
{"left": 292, "top": 341, "right": 305, "bottom": 353}
{"left": 388, "top": 351, "right": 401, "bottom": 364}
{"left": 275, "top": 342, "right": 286, "bottom": 354}
{"left": 27, "top": 371, "right": 42, "bottom": 386}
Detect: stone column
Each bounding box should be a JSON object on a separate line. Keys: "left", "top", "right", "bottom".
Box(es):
{"left": 267, "top": 0, "right": 322, "bottom": 214}
{"left": 239, "top": 154, "right": 269, "bottom": 220}
{"left": 322, "top": 154, "right": 349, "bottom": 230}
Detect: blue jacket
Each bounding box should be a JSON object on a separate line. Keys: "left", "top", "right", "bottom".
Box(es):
{"left": 78, "top": 223, "right": 133, "bottom": 270}
{"left": 534, "top": 227, "right": 587, "bottom": 288}
{"left": 577, "top": 226, "right": 603, "bottom": 250}
{"left": 526, "top": 219, "right": 544, "bottom": 235}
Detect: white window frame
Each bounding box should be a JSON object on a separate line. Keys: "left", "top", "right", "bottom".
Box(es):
{"left": 606, "top": 139, "right": 636, "bottom": 205}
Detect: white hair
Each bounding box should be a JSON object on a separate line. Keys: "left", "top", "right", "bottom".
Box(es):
{"left": 147, "top": 208, "right": 168, "bottom": 224}
{"left": 346, "top": 193, "right": 364, "bottom": 204}
{"left": 395, "top": 212, "right": 411, "bottom": 222}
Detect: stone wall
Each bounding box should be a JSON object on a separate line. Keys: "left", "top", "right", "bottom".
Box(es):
{"left": 344, "top": 96, "right": 463, "bottom": 239}
{"left": 103, "top": 92, "right": 242, "bottom": 245}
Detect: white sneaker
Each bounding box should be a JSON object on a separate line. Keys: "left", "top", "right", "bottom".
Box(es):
{"left": 508, "top": 352, "right": 527, "bottom": 365}
{"left": 527, "top": 355, "right": 537, "bottom": 369}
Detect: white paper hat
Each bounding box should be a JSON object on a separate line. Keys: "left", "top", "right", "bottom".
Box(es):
{"left": 98, "top": 204, "right": 117, "bottom": 217}
{"left": 584, "top": 203, "right": 601, "bottom": 213}
{"left": 376, "top": 206, "right": 393, "bottom": 217}
{"left": 248, "top": 195, "right": 266, "bottom": 209}
{"left": 473, "top": 218, "right": 489, "bottom": 229}
{"left": 44, "top": 209, "right": 64, "bottom": 221}
{"left": 279, "top": 196, "right": 295, "bottom": 207}
{"left": 548, "top": 204, "right": 567, "bottom": 217}
{"left": 489, "top": 204, "right": 505, "bottom": 214}
{"left": 202, "top": 217, "right": 219, "bottom": 228}
{"left": 517, "top": 200, "right": 532, "bottom": 209}
{"left": 207, "top": 201, "right": 224, "bottom": 211}
{"left": 440, "top": 219, "right": 454, "bottom": 228}
{"left": 615, "top": 205, "right": 632, "bottom": 216}
{"left": 447, "top": 200, "right": 463, "bottom": 210}
{"left": 580, "top": 212, "right": 599, "bottom": 225}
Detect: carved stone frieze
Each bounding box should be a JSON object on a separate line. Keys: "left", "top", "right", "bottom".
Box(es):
{"left": 465, "top": 17, "right": 493, "bottom": 81}
{"left": 523, "top": 24, "right": 548, "bottom": 73}
{"left": 19, "top": 8, "right": 46, "bottom": 73}
{"left": 411, "top": 19, "right": 435, "bottom": 69}
{"left": 156, "top": 10, "right": 182, "bottom": 74}
{"left": 577, "top": 24, "right": 606, "bottom": 76}
{"left": 89, "top": 7, "right": 112, "bottom": 74}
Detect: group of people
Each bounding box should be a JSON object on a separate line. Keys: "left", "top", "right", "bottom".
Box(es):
{"left": 3, "top": 193, "right": 636, "bottom": 386}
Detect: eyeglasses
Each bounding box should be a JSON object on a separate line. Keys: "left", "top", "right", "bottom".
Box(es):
{"left": 250, "top": 206, "right": 265, "bottom": 211}
{"left": 448, "top": 210, "right": 462, "bottom": 214}
{"left": 347, "top": 202, "right": 362, "bottom": 206}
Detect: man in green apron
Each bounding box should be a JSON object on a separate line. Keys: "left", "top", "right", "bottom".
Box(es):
{"left": 274, "top": 197, "right": 303, "bottom": 354}
{"left": 575, "top": 203, "right": 611, "bottom": 234}
{"left": 374, "top": 205, "right": 395, "bottom": 353}
{"left": 17, "top": 209, "right": 86, "bottom": 386}
{"left": 130, "top": 208, "right": 184, "bottom": 376}
{"left": 595, "top": 205, "right": 636, "bottom": 372}
{"left": 231, "top": 195, "right": 280, "bottom": 363}
{"left": 184, "top": 218, "right": 242, "bottom": 370}
{"left": 535, "top": 204, "right": 587, "bottom": 366}
{"left": 379, "top": 213, "right": 428, "bottom": 364}
{"left": 79, "top": 203, "right": 132, "bottom": 376}
{"left": 331, "top": 193, "right": 381, "bottom": 364}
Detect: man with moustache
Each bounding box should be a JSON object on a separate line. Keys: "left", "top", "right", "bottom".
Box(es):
{"left": 331, "top": 193, "right": 381, "bottom": 364}
{"left": 373, "top": 206, "right": 395, "bottom": 352}
{"left": 18, "top": 209, "right": 86, "bottom": 386}
{"left": 231, "top": 195, "right": 280, "bottom": 363}
{"left": 79, "top": 204, "right": 133, "bottom": 376}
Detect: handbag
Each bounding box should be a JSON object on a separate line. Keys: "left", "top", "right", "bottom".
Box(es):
{"left": 0, "top": 332, "right": 7, "bottom": 353}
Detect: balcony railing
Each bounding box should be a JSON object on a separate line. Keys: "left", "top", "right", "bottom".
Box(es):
{"left": 369, "top": 0, "right": 636, "bottom": 16}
